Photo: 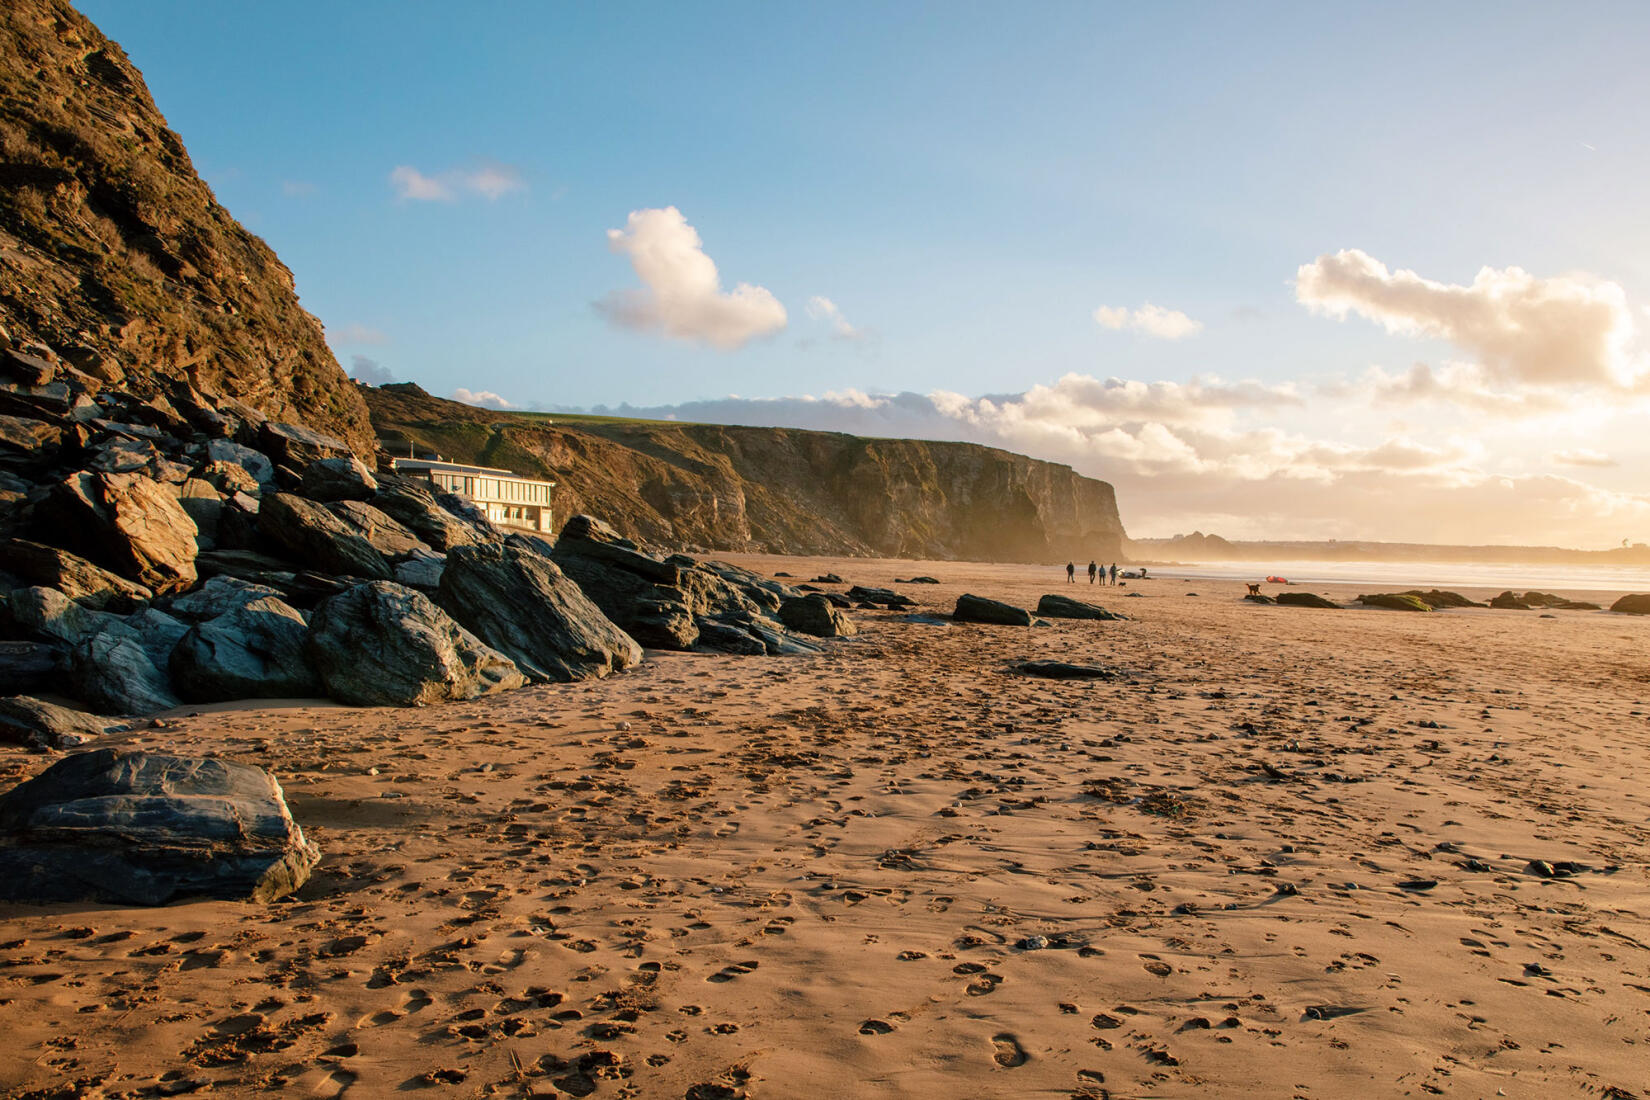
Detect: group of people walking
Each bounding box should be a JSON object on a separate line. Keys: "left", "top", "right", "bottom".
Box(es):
{"left": 1067, "top": 560, "right": 1119, "bottom": 585}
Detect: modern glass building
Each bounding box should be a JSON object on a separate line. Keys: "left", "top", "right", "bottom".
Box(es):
{"left": 391, "top": 458, "right": 557, "bottom": 534}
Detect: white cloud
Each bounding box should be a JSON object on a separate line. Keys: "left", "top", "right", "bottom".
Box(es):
{"left": 1552, "top": 448, "right": 1617, "bottom": 468}
{"left": 452, "top": 388, "right": 514, "bottom": 409}
{"left": 596, "top": 207, "right": 787, "bottom": 350}
{"left": 805, "top": 296, "right": 860, "bottom": 340}
{"left": 1342, "top": 361, "right": 1571, "bottom": 418}
{"left": 331, "top": 322, "right": 388, "bottom": 345}
{"left": 350, "top": 355, "right": 393, "bottom": 386}
{"left": 1093, "top": 302, "right": 1203, "bottom": 340}
{"left": 1296, "top": 248, "right": 1641, "bottom": 389}
{"left": 390, "top": 162, "right": 526, "bottom": 202}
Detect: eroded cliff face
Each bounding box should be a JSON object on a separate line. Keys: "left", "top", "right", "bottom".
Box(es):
{"left": 0, "top": 1, "right": 372, "bottom": 452}
{"left": 364, "top": 385, "right": 1127, "bottom": 562}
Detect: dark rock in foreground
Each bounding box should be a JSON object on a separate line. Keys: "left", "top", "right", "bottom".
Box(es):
{"left": 1244, "top": 593, "right": 1275, "bottom": 604}
{"left": 1276, "top": 592, "right": 1339, "bottom": 609}
{"left": 1017, "top": 660, "right": 1118, "bottom": 680}
{"left": 1356, "top": 593, "right": 1432, "bottom": 612}
{"left": 169, "top": 595, "right": 319, "bottom": 702}
{"left": 307, "top": 581, "right": 526, "bottom": 706}
{"left": 1037, "top": 594, "right": 1124, "bottom": 620}
{"left": 1400, "top": 589, "right": 1484, "bottom": 609}
{"left": 1611, "top": 594, "right": 1650, "bottom": 615}
{"left": 954, "top": 594, "right": 1032, "bottom": 626}
{"left": 777, "top": 594, "right": 857, "bottom": 638}
{"left": 437, "top": 538, "right": 642, "bottom": 682}
{"left": 0, "top": 748, "right": 318, "bottom": 904}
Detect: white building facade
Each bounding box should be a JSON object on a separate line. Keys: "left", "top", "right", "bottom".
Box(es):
{"left": 392, "top": 458, "right": 557, "bottom": 534}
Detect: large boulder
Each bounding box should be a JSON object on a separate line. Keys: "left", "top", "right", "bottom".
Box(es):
{"left": 170, "top": 596, "right": 320, "bottom": 702}
{"left": 777, "top": 594, "right": 857, "bottom": 638}
{"left": 1400, "top": 589, "right": 1484, "bottom": 609}
{"left": 258, "top": 493, "right": 392, "bottom": 579}
{"left": 953, "top": 593, "right": 1033, "bottom": 626}
{"left": 306, "top": 581, "right": 526, "bottom": 706}
{"left": 47, "top": 471, "right": 198, "bottom": 594}
{"left": 164, "top": 575, "right": 289, "bottom": 621}
{"left": 1488, "top": 590, "right": 1531, "bottom": 610}
{"left": 204, "top": 439, "right": 275, "bottom": 489}
{"left": 557, "top": 514, "right": 681, "bottom": 585}
{"left": 0, "top": 541, "right": 152, "bottom": 609}
{"left": 847, "top": 585, "right": 916, "bottom": 609}
{"left": 1276, "top": 592, "right": 1340, "bottom": 609}
{"left": 436, "top": 538, "right": 642, "bottom": 682}
{"left": 258, "top": 421, "right": 354, "bottom": 469}
{"left": 298, "top": 456, "right": 378, "bottom": 502}
{"left": 371, "top": 476, "right": 494, "bottom": 551}
{"left": 0, "top": 749, "right": 319, "bottom": 904}
{"left": 1611, "top": 593, "right": 1650, "bottom": 615}
{"left": 8, "top": 585, "right": 123, "bottom": 646}
{"left": 68, "top": 622, "right": 180, "bottom": 715}
{"left": 326, "top": 500, "right": 430, "bottom": 560}
{"left": 0, "top": 696, "right": 129, "bottom": 750}
{"left": 0, "top": 640, "right": 62, "bottom": 694}
{"left": 1356, "top": 593, "right": 1432, "bottom": 612}
{"left": 1036, "top": 594, "right": 1124, "bottom": 621}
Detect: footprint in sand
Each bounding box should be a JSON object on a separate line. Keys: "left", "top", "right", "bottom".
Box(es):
{"left": 991, "top": 1033, "right": 1028, "bottom": 1068}
{"left": 707, "top": 960, "right": 760, "bottom": 983}
{"left": 859, "top": 1019, "right": 895, "bottom": 1035}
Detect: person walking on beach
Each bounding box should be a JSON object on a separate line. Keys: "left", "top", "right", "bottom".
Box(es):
{"left": 1066, "top": 561, "right": 1076, "bottom": 584}
{"left": 1088, "top": 560, "right": 1098, "bottom": 584}
{"left": 1109, "top": 562, "right": 1118, "bottom": 585}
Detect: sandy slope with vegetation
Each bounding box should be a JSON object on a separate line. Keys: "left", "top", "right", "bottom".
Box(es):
{"left": 1, "top": 557, "right": 1647, "bottom": 1100}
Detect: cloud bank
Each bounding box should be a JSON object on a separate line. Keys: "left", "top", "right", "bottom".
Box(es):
{"left": 452, "top": 388, "right": 514, "bottom": 409}
{"left": 596, "top": 207, "right": 787, "bottom": 350}
{"left": 349, "top": 355, "right": 394, "bottom": 386}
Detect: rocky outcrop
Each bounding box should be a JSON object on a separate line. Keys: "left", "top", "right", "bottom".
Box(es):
{"left": 436, "top": 538, "right": 642, "bottom": 682}
{"left": 1610, "top": 594, "right": 1650, "bottom": 615}
{"left": 777, "top": 594, "right": 857, "bottom": 638}
{"left": 953, "top": 594, "right": 1033, "bottom": 626}
{"left": 0, "top": 749, "right": 318, "bottom": 904}
{"left": 0, "top": 2, "right": 373, "bottom": 453}
{"left": 1276, "top": 592, "right": 1339, "bottom": 609}
{"left": 169, "top": 595, "right": 318, "bottom": 702}
{"left": 257, "top": 493, "right": 392, "bottom": 580}
{"left": 1356, "top": 593, "right": 1432, "bottom": 612}
{"left": 0, "top": 540, "right": 152, "bottom": 608}
{"left": 1036, "top": 594, "right": 1124, "bottom": 621}
{"left": 1400, "top": 590, "right": 1483, "bottom": 609}
{"left": 363, "top": 384, "right": 1129, "bottom": 562}
{"left": 306, "top": 581, "right": 526, "bottom": 706}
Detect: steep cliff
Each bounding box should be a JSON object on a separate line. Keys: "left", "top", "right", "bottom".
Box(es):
{"left": 0, "top": 0, "right": 372, "bottom": 452}
{"left": 364, "top": 385, "right": 1127, "bottom": 562}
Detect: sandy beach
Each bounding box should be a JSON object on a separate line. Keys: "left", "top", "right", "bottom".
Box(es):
{"left": 2, "top": 556, "right": 1648, "bottom": 1099}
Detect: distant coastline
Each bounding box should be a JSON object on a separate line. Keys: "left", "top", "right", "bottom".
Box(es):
{"left": 1130, "top": 532, "right": 1650, "bottom": 568}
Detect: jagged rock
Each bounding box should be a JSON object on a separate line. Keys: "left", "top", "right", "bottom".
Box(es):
{"left": 175, "top": 478, "right": 225, "bottom": 547}
{"left": 306, "top": 581, "right": 526, "bottom": 706}
{"left": 46, "top": 471, "right": 198, "bottom": 594}
{"left": 436, "top": 538, "right": 641, "bottom": 683}
{"left": 0, "top": 540, "right": 152, "bottom": 609}
{"left": 557, "top": 514, "right": 681, "bottom": 585}
{"left": 899, "top": 576, "right": 942, "bottom": 584}
{"left": 1489, "top": 590, "right": 1531, "bottom": 610}
{"left": 0, "top": 415, "right": 61, "bottom": 466}
{"left": 371, "top": 476, "right": 493, "bottom": 551}
{"left": 692, "top": 619, "right": 769, "bottom": 655}
{"left": 126, "top": 607, "right": 188, "bottom": 670}
{"left": 0, "top": 641, "right": 62, "bottom": 693}
{"left": 730, "top": 616, "right": 825, "bottom": 655}
{"left": 777, "top": 594, "right": 857, "bottom": 637}
{"left": 88, "top": 437, "right": 189, "bottom": 483}
{"left": 258, "top": 493, "right": 391, "bottom": 579}
{"left": 258, "top": 421, "right": 353, "bottom": 469}
{"left": 1244, "top": 593, "right": 1275, "bottom": 604}
{"left": 812, "top": 573, "right": 844, "bottom": 584}
{"left": 1276, "top": 592, "right": 1340, "bottom": 609}
{"left": 1610, "top": 594, "right": 1650, "bottom": 615}
{"left": 68, "top": 622, "right": 180, "bottom": 714}
{"left": 823, "top": 592, "right": 852, "bottom": 608}
{"left": 1, "top": 349, "right": 55, "bottom": 386}
{"left": 0, "top": 749, "right": 319, "bottom": 904}
{"left": 8, "top": 585, "right": 122, "bottom": 646}
{"left": 1036, "top": 594, "right": 1124, "bottom": 621}
{"left": 953, "top": 593, "right": 1032, "bottom": 626}
{"left": 1516, "top": 591, "right": 1599, "bottom": 610}
{"left": 394, "top": 550, "right": 445, "bottom": 590}
{"left": 326, "top": 499, "right": 429, "bottom": 559}
{"left": 193, "top": 550, "right": 351, "bottom": 609}
{"left": 0, "top": 696, "right": 128, "bottom": 750}
{"left": 694, "top": 558, "right": 798, "bottom": 611}
{"left": 1017, "top": 660, "right": 1118, "bottom": 680}
{"left": 847, "top": 585, "right": 916, "bottom": 609}
{"left": 170, "top": 596, "right": 319, "bottom": 702}
{"left": 299, "top": 456, "right": 378, "bottom": 502}
{"left": 205, "top": 439, "right": 275, "bottom": 488}
{"left": 164, "top": 575, "right": 288, "bottom": 621}
{"left": 1400, "top": 589, "right": 1484, "bottom": 609}
{"left": 1356, "top": 593, "right": 1432, "bottom": 612}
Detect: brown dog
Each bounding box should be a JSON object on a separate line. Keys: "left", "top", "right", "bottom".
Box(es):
{"left": 1246, "top": 583, "right": 1261, "bottom": 596}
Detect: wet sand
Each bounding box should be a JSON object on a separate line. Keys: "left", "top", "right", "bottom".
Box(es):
{"left": 2, "top": 556, "right": 1648, "bottom": 1099}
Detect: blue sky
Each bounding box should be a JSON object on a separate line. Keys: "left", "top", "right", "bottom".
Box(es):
{"left": 78, "top": 2, "right": 1650, "bottom": 545}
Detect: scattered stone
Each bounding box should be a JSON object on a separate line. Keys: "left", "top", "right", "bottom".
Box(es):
{"left": 1243, "top": 593, "right": 1275, "bottom": 604}
{"left": 205, "top": 439, "right": 275, "bottom": 488}
{"left": 1356, "top": 593, "right": 1432, "bottom": 612}
{"left": 846, "top": 585, "right": 915, "bottom": 609}
{"left": 0, "top": 748, "right": 319, "bottom": 904}
{"left": 1036, "top": 594, "right": 1124, "bottom": 620}
{"left": 1275, "top": 592, "right": 1339, "bottom": 609}
{"left": 811, "top": 573, "right": 844, "bottom": 584}
{"left": 1017, "top": 660, "right": 1118, "bottom": 680}
{"left": 953, "top": 594, "right": 1032, "bottom": 626}
{"left": 257, "top": 421, "right": 354, "bottom": 469}
{"left": 777, "top": 594, "right": 857, "bottom": 638}
{"left": 897, "top": 576, "right": 941, "bottom": 584}
{"left": 306, "top": 581, "right": 526, "bottom": 706}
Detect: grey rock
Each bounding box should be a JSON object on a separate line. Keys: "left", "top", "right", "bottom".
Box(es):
{"left": 371, "top": 476, "right": 494, "bottom": 551}
{"left": 736, "top": 616, "right": 825, "bottom": 655}
{"left": 8, "top": 586, "right": 123, "bottom": 646}
{"left": 1610, "top": 593, "right": 1650, "bottom": 615}
{"left": 164, "top": 575, "right": 288, "bottom": 621}
{"left": 0, "top": 696, "right": 130, "bottom": 750}
{"left": 1036, "top": 594, "right": 1124, "bottom": 621}
{"left": 170, "top": 596, "right": 319, "bottom": 702}
{"left": 1276, "top": 592, "right": 1340, "bottom": 609}
{"left": 0, "top": 640, "right": 63, "bottom": 693}
{"left": 68, "top": 621, "right": 180, "bottom": 715}
{"left": 1017, "top": 660, "right": 1118, "bottom": 680}
{"left": 0, "top": 414, "right": 61, "bottom": 464}
{"left": 393, "top": 550, "right": 445, "bottom": 590}
{"left": 953, "top": 593, "right": 1032, "bottom": 626}
{"left": 436, "top": 538, "right": 642, "bottom": 683}
{"left": 126, "top": 607, "right": 189, "bottom": 670}
{"left": 0, "top": 749, "right": 318, "bottom": 904}
{"left": 307, "top": 581, "right": 526, "bottom": 706}
{"left": 557, "top": 514, "right": 681, "bottom": 585}
{"left": 326, "top": 499, "right": 429, "bottom": 560}
{"left": 258, "top": 493, "right": 391, "bottom": 579}
{"left": 691, "top": 619, "right": 769, "bottom": 655}
{"left": 847, "top": 585, "right": 917, "bottom": 609}
{"left": 0, "top": 540, "right": 153, "bottom": 610}
{"left": 205, "top": 439, "right": 275, "bottom": 488}
{"left": 258, "top": 421, "right": 354, "bottom": 469}
{"left": 777, "top": 594, "right": 857, "bottom": 637}
{"left": 298, "top": 456, "right": 378, "bottom": 502}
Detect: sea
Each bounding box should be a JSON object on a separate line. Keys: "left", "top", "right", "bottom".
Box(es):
{"left": 1139, "top": 559, "right": 1650, "bottom": 598}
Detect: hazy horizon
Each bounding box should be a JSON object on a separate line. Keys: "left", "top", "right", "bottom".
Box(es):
{"left": 79, "top": 1, "right": 1650, "bottom": 548}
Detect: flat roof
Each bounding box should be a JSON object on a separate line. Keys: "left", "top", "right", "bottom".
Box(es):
{"left": 392, "top": 458, "right": 553, "bottom": 482}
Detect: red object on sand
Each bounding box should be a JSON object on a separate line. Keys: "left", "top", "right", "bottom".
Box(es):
{"left": 1266, "top": 575, "right": 1289, "bottom": 584}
